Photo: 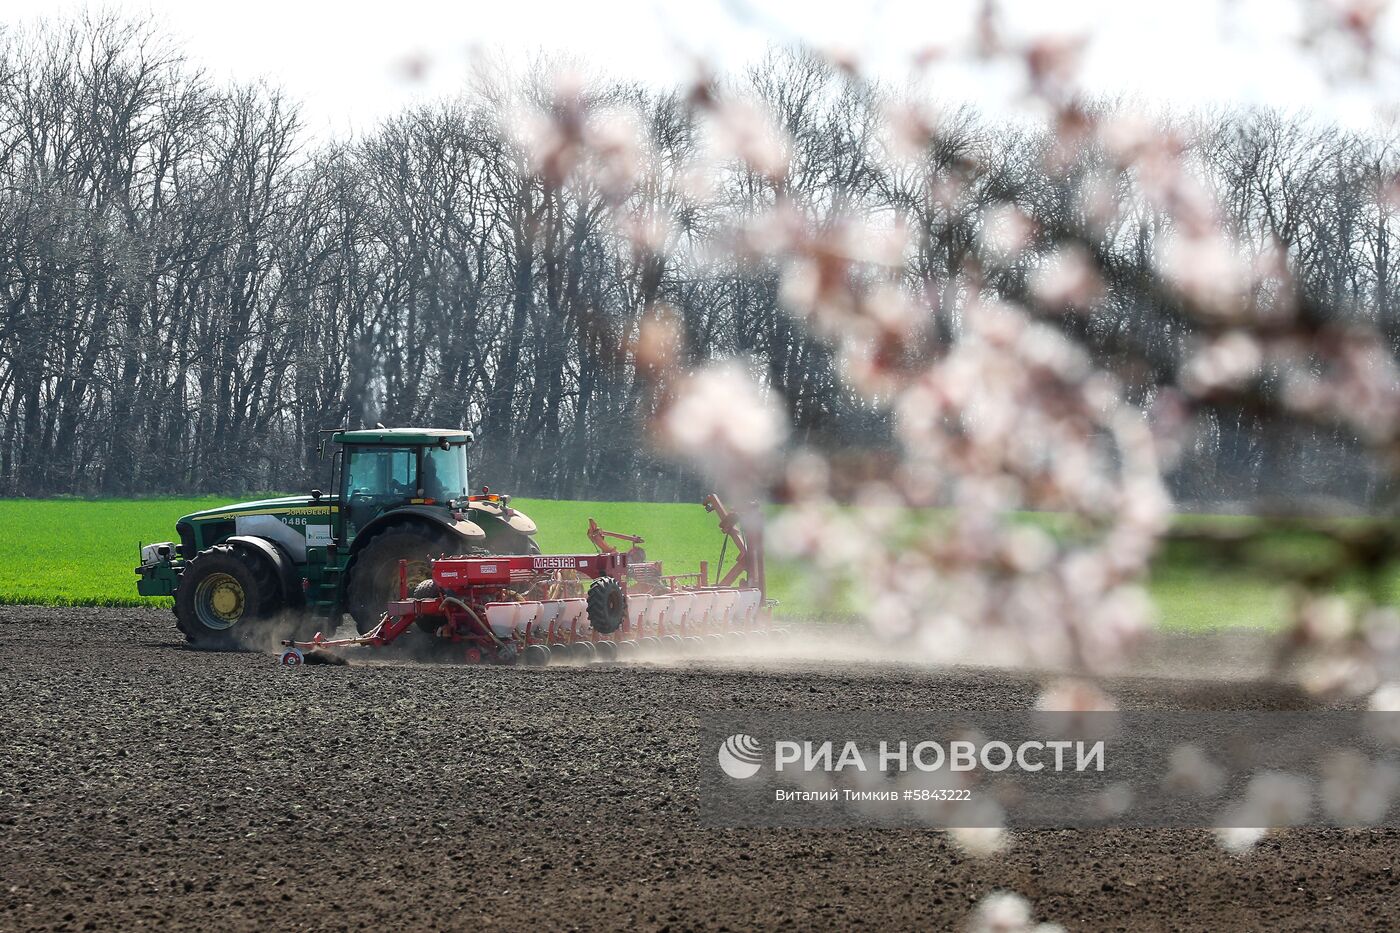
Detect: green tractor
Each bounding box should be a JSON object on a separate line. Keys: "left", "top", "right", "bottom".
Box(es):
{"left": 136, "top": 428, "right": 539, "bottom": 649}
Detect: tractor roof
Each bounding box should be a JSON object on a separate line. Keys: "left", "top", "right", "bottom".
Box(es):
{"left": 333, "top": 427, "right": 473, "bottom": 445}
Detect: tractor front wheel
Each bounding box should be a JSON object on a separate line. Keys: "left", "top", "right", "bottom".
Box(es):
{"left": 175, "top": 545, "right": 283, "bottom": 650}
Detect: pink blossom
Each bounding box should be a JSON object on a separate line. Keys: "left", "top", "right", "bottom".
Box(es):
{"left": 659, "top": 361, "right": 789, "bottom": 486}
{"left": 1029, "top": 245, "right": 1103, "bottom": 312}
{"left": 978, "top": 204, "right": 1036, "bottom": 263}
{"left": 1164, "top": 744, "right": 1226, "bottom": 797}
{"left": 1182, "top": 332, "right": 1263, "bottom": 395}
{"left": 707, "top": 98, "right": 792, "bottom": 182}
{"left": 968, "top": 891, "right": 1032, "bottom": 933}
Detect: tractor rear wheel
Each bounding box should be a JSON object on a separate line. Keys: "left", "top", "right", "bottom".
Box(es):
{"left": 345, "top": 528, "right": 461, "bottom": 635}
{"left": 175, "top": 545, "right": 283, "bottom": 650}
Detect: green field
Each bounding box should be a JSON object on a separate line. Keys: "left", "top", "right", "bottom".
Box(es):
{"left": 0, "top": 496, "right": 794, "bottom": 610}
{"left": 0, "top": 497, "right": 1376, "bottom": 631}
{"left": 0, "top": 497, "right": 741, "bottom": 603}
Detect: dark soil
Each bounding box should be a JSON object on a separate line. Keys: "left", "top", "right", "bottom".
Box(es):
{"left": 0, "top": 606, "right": 1395, "bottom": 932}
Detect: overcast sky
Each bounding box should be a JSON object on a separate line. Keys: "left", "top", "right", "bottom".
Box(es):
{"left": 7, "top": 0, "right": 1400, "bottom": 136}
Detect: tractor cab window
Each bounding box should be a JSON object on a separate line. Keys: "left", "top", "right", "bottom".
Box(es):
{"left": 344, "top": 446, "right": 416, "bottom": 498}
{"left": 421, "top": 443, "right": 468, "bottom": 501}
{"left": 342, "top": 445, "right": 416, "bottom": 537}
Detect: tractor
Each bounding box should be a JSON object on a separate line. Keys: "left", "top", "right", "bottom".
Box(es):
{"left": 136, "top": 427, "right": 539, "bottom": 649}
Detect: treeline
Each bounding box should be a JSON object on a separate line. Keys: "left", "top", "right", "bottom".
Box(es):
{"left": 0, "top": 16, "right": 1396, "bottom": 502}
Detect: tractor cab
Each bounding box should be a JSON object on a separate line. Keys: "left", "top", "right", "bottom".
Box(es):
{"left": 332, "top": 428, "right": 473, "bottom": 544}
